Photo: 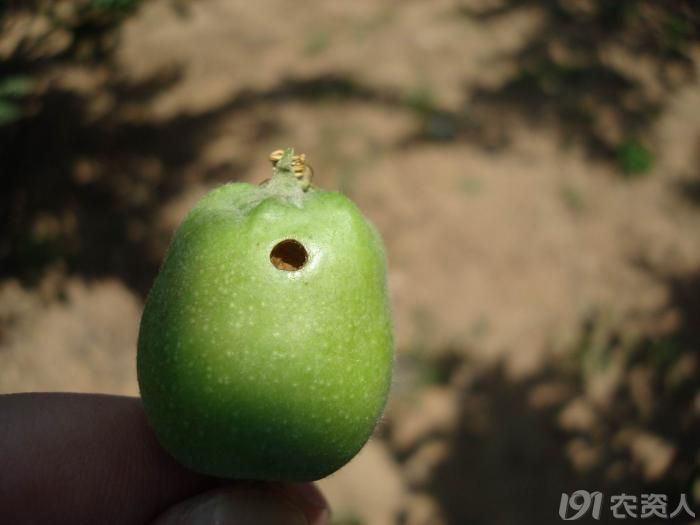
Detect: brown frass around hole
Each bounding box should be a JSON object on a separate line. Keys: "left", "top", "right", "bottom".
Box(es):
{"left": 270, "top": 239, "right": 308, "bottom": 271}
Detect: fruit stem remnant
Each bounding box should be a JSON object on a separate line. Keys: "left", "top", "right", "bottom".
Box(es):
{"left": 269, "top": 148, "right": 314, "bottom": 191}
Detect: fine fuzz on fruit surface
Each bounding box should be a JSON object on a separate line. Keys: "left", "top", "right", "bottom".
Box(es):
{"left": 137, "top": 149, "right": 394, "bottom": 481}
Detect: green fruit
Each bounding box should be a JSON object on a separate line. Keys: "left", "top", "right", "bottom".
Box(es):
{"left": 137, "top": 148, "right": 394, "bottom": 481}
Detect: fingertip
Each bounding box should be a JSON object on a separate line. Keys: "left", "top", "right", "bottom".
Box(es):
{"left": 152, "top": 486, "right": 311, "bottom": 525}
{"left": 0, "top": 393, "right": 213, "bottom": 525}
{"left": 276, "top": 482, "right": 330, "bottom": 525}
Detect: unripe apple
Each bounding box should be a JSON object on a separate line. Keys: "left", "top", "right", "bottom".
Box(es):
{"left": 137, "top": 149, "right": 394, "bottom": 481}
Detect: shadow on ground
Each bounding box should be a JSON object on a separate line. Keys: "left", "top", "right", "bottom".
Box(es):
{"left": 0, "top": 65, "right": 261, "bottom": 294}
{"left": 403, "top": 0, "right": 699, "bottom": 176}
{"left": 413, "top": 268, "right": 700, "bottom": 524}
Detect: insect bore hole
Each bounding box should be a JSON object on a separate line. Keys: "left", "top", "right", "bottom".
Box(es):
{"left": 270, "top": 239, "right": 308, "bottom": 271}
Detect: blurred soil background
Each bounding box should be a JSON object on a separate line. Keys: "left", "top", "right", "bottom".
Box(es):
{"left": 1, "top": 1, "right": 700, "bottom": 523}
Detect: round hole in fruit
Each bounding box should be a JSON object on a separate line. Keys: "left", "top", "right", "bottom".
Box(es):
{"left": 270, "top": 239, "right": 308, "bottom": 271}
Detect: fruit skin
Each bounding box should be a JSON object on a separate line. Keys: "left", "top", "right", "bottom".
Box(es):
{"left": 137, "top": 150, "right": 394, "bottom": 481}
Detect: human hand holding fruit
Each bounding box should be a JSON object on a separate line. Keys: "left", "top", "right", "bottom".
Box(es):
{"left": 1, "top": 149, "right": 392, "bottom": 525}
{"left": 0, "top": 393, "right": 329, "bottom": 525}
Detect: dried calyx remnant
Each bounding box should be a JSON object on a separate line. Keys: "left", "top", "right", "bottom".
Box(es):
{"left": 267, "top": 148, "right": 314, "bottom": 191}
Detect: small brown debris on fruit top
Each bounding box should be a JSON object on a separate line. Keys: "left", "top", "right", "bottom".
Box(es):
{"left": 269, "top": 149, "right": 313, "bottom": 185}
